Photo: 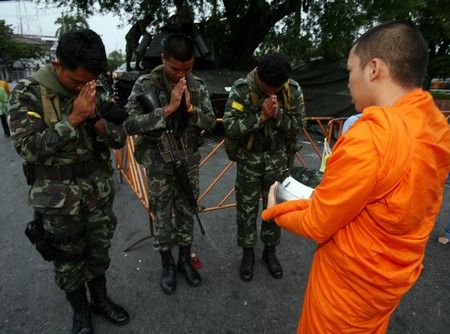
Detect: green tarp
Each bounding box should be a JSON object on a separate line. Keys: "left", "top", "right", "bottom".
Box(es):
{"left": 292, "top": 60, "right": 356, "bottom": 118}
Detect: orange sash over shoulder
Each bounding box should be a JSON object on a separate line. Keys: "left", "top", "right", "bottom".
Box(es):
{"left": 263, "top": 89, "right": 450, "bottom": 333}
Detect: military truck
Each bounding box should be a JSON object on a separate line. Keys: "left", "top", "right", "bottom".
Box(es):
{"left": 113, "top": 22, "right": 246, "bottom": 118}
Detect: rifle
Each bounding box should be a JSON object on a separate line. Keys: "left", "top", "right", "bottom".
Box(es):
{"left": 136, "top": 90, "right": 205, "bottom": 235}
{"left": 161, "top": 130, "right": 205, "bottom": 235}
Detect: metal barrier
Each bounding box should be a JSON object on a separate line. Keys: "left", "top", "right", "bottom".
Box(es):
{"left": 115, "top": 117, "right": 338, "bottom": 209}
{"left": 115, "top": 117, "right": 338, "bottom": 250}
{"left": 116, "top": 111, "right": 450, "bottom": 223}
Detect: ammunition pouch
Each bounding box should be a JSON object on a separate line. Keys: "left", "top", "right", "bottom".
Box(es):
{"left": 25, "top": 212, "right": 85, "bottom": 262}
{"left": 23, "top": 160, "right": 100, "bottom": 183}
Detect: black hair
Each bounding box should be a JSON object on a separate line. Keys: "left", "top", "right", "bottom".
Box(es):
{"left": 162, "top": 33, "right": 195, "bottom": 62}
{"left": 56, "top": 28, "right": 107, "bottom": 75}
{"left": 256, "top": 53, "right": 292, "bottom": 87}
{"left": 354, "top": 20, "right": 428, "bottom": 88}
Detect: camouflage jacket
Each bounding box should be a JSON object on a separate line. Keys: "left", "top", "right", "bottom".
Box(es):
{"left": 8, "top": 65, "right": 126, "bottom": 215}
{"left": 124, "top": 65, "right": 216, "bottom": 169}
{"left": 223, "top": 69, "right": 305, "bottom": 152}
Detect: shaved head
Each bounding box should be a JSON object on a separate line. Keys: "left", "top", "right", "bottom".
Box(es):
{"left": 353, "top": 21, "right": 428, "bottom": 88}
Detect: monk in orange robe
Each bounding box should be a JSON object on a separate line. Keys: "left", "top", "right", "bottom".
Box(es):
{"left": 262, "top": 21, "right": 450, "bottom": 333}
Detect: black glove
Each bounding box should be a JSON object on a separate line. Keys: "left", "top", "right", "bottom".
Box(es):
{"left": 99, "top": 101, "right": 129, "bottom": 125}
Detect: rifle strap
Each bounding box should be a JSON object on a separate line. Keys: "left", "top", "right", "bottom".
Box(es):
{"left": 40, "top": 85, "right": 62, "bottom": 127}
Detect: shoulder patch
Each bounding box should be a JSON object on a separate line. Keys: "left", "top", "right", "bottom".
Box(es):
{"left": 231, "top": 101, "right": 244, "bottom": 112}
{"left": 27, "top": 111, "right": 42, "bottom": 119}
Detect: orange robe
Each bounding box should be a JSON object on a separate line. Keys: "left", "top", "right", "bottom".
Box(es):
{"left": 262, "top": 89, "right": 450, "bottom": 333}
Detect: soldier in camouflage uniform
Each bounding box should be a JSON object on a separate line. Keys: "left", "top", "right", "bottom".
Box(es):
{"left": 223, "top": 53, "right": 306, "bottom": 282}
{"left": 8, "top": 29, "right": 129, "bottom": 334}
{"left": 124, "top": 34, "right": 216, "bottom": 295}
{"left": 125, "top": 15, "right": 153, "bottom": 71}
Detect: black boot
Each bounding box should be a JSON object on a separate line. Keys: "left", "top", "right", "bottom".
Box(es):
{"left": 262, "top": 246, "right": 283, "bottom": 279}
{"left": 178, "top": 245, "right": 202, "bottom": 287}
{"left": 240, "top": 247, "right": 255, "bottom": 282}
{"left": 87, "top": 275, "right": 130, "bottom": 326}
{"left": 160, "top": 250, "right": 176, "bottom": 294}
{"left": 66, "top": 286, "right": 93, "bottom": 334}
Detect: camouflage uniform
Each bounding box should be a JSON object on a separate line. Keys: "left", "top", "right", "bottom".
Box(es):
{"left": 124, "top": 65, "right": 215, "bottom": 251}
{"left": 8, "top": 65, "right": 126, "bottom": 293}
{"left": 223, "top": 70, "right": 305, "bottom": 248}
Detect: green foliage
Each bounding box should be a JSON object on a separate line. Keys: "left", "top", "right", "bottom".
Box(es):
{"left": 107, "top": 50, "right": 125, "bottom": 73}
{"left": 0, "top": 20, "right": 45, "bottom": 65}
{"left": 38, "top": 0, "right": 450, "bottom": 72}
{"left": 429, "top": 56, "right": 450, "bottom": 79}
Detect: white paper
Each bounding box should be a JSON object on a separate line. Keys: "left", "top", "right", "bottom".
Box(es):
{"left": 275, "top": 176, "right": 314, "bottom": 203}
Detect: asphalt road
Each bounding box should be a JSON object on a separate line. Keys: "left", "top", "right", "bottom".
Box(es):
{"left": 0, "top": 131, "right": 449, "bottom": 334}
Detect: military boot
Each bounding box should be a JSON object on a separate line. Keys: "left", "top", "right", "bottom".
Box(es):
{"left": 65, "top": 286, "right": 92, "bottom": 334}
{"left": 178, "top": 245, "right": 202, "bottom": 287}
{"left": 160, "top": 249, "right": 176, "bottom": 294}
{"left": 240, "top": 247, "right": 255, "bottom": 282}
{"left": 87, "top": 275, "right": 130, "bottom": 326}
{"left": 262, "top": 246, "right": 283, "bottom": 279}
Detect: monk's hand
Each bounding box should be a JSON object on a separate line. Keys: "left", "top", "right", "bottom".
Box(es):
{"left": 267, "top": 181, "right": 278, "bottom": 209}
{"left": 164, "top": 77, "right": 186, "bottom": 118}
{"left": 69, "top": 80, "right": 97, "bottom": 127}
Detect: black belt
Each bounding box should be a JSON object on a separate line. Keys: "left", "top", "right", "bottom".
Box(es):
{"left": 31, "top": 161, "right": 100, "bottom": 181}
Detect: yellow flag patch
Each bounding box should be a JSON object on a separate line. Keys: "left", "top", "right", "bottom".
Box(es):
{"left": 231, "top": 101, "right": 244, "bottom": 112}
{"left": 27, "top": 111, "right": 42, "bottom": 119}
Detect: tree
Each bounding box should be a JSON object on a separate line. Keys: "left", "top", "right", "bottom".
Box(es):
{"left": 0, "top": 20, "right": 45, "bottom": 66}
{"left": 362, "top": 0, "right": 450, "bottom": 83}
{"left": 107, "top": 50, "right": 125, "bottom": 73}
{"left": 54, "top": 12, "right": 89, "bottom": 38}
{"left": 39, "top": 0, "right": 450, "bottom": 72}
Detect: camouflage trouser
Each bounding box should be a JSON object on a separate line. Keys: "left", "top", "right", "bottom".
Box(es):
{"left": 235, "top": 150, "right": 288, "bottom": 248}
{"left": 42, "top": 200, "right": 117, "bottom": 293}
{"left": 146, "top": 155, "right": 200, "bottom": 252}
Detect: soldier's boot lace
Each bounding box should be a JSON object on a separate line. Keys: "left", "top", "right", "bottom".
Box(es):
{"left": 240, "top": 247, "right": 255, "bottom": 282}
{"left": 87, "top": 275, "right": 130, "bottom": 326}
{"left": 262, "top": 246, "right": 283, "bottom": 279}
{"left": 160, "top": 249, "right": 177, "bottom": 294}
{"left": 178, "top": 245, "right": 202, "bottom": 287}
{"left": 66, "top": 286, "right": 93, "bottom": 334}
